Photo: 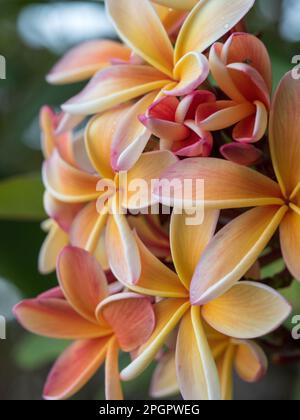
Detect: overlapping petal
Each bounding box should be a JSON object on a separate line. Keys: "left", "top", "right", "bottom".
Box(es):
{"left": 280, "top": 210, "right": 300, "bottom": 282}
{"left": 234, "top": 340, "right": 268, "bottom": 383}
{"left": 150, "top": 351, "right": 179, "bottom": 398}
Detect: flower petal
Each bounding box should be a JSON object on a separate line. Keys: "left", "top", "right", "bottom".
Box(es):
{"left": 106, "top": 200, "right": 141, "bottom": 285}
{"left": 170, "top": 209, "right": 219, "bottom": 289}
{"left": 44, "top": 337, "right": 110, "bottom": 400}
{"left": 14, "top": 298, "right": 108, "bottom": 339}
{"left": 125, "top": 151, "right": 178, "bottom": 211}
{"left": 121, "top": 299, "right": 189, "bottom": 381}
{"left": 105, "top": 337, "right": 123, "bottom": 400}
{"left": 191, "top": 206, "right": 287, "bottom": 305}
{"left": 111, "top": 92, "right": 159, "bottom": 172}
{"left": 150, "top": 351, "right": 179, "bottom": 398}
{"left": 166, "top": 52, "right": 209, "bottom": 96}
{"left": 44, "top": 192, "right": 83, "bottom": 232}
{"left": 220, "top": 143, "right": 263, "bottom": 166}
{"left": 43, "top": 150, "right": 99, "bottom": 203}
{"left": 202, "top": 281, "right": 291, "bottom": 339}
{"left": 70, "top": 202, "right": 109, "bottom": 254}
{"left": 57, "top": 246, "right": 109, "bottom": 323}
{"left": 152, "top": 0, "right": 198, "bottom": 10}
{"left": 175, "top": 0, "right": 255, "bottom": 61}
{"left": 38, "top": 221, "right": 69, "bottom": 275}
{"left": 280, "top": 210, "right": 300, "bottom": 282}
{"left": 155, "top": 158, "right": 284, "bottom": 209}
{"left": 97, "top": 293, "right": 155, "bottom": 352}
{"left": 234, "top": 340, "right": 268, "bottom": 383}
{"left": 47, "top": 40, "right": 131, "bottom": 84}
{"left": 106, "top": 0, "right": 174, "bottom": 77}
{"left": 176, "top": 306, "right": 221, "bottom": 400}
{"left": 269, "top": 71, "right": 300, "bottom": 198}
{"left": 128, "top": 232, "right": 188, "bottom": 298}
{"left": 216, "top": 344, "right": 235, "bottom": 401}
{"left": 233, "top": 101, "right": 268, "bottom": 143}
{"left": 62, "top": 65, "right": 170, "bottom": 115}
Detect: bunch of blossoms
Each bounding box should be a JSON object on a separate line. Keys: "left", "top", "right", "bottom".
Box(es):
{"left": 14, "top": 0, "right": 300, "bottom": 401}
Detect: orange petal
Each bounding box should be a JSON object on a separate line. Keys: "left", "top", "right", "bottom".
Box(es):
{"left": 14, "top": 298, "right": 108, "bottom": 339}
{"left": 43, "top": 150, "right": 99, "bottom": 203}
{"left": 70, "top": 201, "right": 109, "bottom": 254}
{"left": 232, "top": 101, "right": 268, "bottom": 143}
{"left": 105, "top": 338, "right": 123, "bottom": 400}
{"left": 96, "top": 293, "right": 155, "bottom": 352}
{"left": 44, "top": 192, "right": 83, "bottom": 232}
{"left": 85, "top": 106, "right": 130, "bottom": 179}
{"left": 46, "top": 40, "right": 131, "bottom": 85}
{"left": 234, "top": 340, "right": 268, "bottom": 383}
{"left": 166, "top": 52, "right": 209, "bottom": 96}
{"left": 150, "top": 350, "right": 179, "bottom": 398}
{"left": 38, "top": 220, "right": 69, "bottom": 275}
{"left": 63, "top": 65, "right": 170, "bottom": 115}
{"left": 170, "top": 209, "right": 219, "bottom": 289}
{"left": 280, "top": 210, "right": 300, "bottom": 282}
{"left": 111, "top": 91, "right": 159, "bottom": 172}
{"left": 106, "top": 202, "right": 141, "bottom": 285}
{"left": 44, "top": 337, "right": 110, "bottom": 400}
{"left": 176, "top": 306, "right": 221, "bottom": 400}
{"left": 121, "top": 299, "right": 189, "bottom": 381}
{"left": 191, "top": 206, "right": 287, "bottom": 305}
{"left": 175, "top": 0, "right": 255, "bottom": 61}
{"left": 127, "top": 232, "right": 188, "bottom": 298}
{"left": 202, "top": 281, "right": 291, "bottom": 339}
{"left": 217, "top": 344, "right": 235, "bottom": 401}
{"left": 222, "top": 33, "right": 272, "bottom": 92}
{"left": 155, "top": 158, "right": 284, "bottom": 209}
{"left": 106, "top": 0, "right": 174, "bottom": 77}
{"left": 269, "top": 71, "right": 300, "bottom": 198}
{"left": 57, "top": 246, "right": 109, "bottom": 324}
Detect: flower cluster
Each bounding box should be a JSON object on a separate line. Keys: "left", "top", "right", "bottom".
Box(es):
{"left": 14, "top": 0, "right": 300, "bottom": 401}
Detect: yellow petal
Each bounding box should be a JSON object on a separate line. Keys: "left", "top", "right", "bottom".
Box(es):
{"left": 217, "top": 344, "right": 235, "bottom": 401}
{"left": 105, "top": 338, "right": 123, "bottom": 400}
{"left": 202, "top": 281, "right": 291, "bottom": 339}
{"left": 150, "top": 351, "right": 179, "bottom": 398}
{"left": 63, "top": 65, "right": 170, "bottom": 115}
{"left": 175, "top": 0, "right": 255, "bottom": 61}
{"left": 269, "top": 71, "right": 300, "bottom": 197}
{"left": 152, "top": 0, "right": 198, "bottom": 10}
{"left": 176, "top": 306, "right": 221, "bottom": 400}
{"left": 106, "top": 0, "right": 174, "bottom": 77}
{"left": 121, "top": 299, "right": 189, "bottom": 381}
{"left": 191, "top": 206, "right": 287, "bottom": 305}
{"left": 38, "top": 221, "right": 69, "bottom": 275}
{"left": 170, "top": 209, "right": 219, "bottom": 289}
{"left": 280, "top": 210, "right": 300, "bottom": 282}
{"left": 234, "top": 340, "right": 268, "bottom": 383}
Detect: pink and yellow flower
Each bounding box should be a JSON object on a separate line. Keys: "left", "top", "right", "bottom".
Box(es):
{"left": 112, "top": 211, "right": 290, "bottom": 400}
{"left": 14, "top": 247, "right": 155, "bottom": 400}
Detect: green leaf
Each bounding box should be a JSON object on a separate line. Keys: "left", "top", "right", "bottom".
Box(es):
{"left": 0, "top": 173, "right": 45, "bottom": 221}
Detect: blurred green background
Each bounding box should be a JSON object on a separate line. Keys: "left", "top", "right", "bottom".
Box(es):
{"left": 0, "top": 0, "right": 300, "bottom": 400}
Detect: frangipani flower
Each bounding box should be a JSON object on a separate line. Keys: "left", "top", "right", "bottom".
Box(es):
{"left": 140, "top": 91, "right": 214, "bottom": 157}
{"left": 62, "top": 0, "right": 255, "bottom": 117}
{"left": 43, "top": 105, "right": 177, "bottom": 284}
{"left": 198, "top": 33, "right": 272, "bottom": 143}
{"left": 150, "top": 328, "right": 268, "bottom": 401}
{"left": 156, "top": 71, "right": 300, "bottom": 305}
{"left": 46, "top": 40, "right": 132, "bottom": 85}
{"left": 14, "top": 247, "right": 155, "bottom": 400}
{"left": 112, "top": 211, "right": 290, "bottom": 400}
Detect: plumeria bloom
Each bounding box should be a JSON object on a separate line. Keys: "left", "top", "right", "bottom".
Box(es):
{"left": 62, "top": 0, "right": 255, "bottom": 117}
{"left": 112, "top": 211, "right": 290, "bottom": 400}
{"left": 14, "top": 247, "right": 155, "bottom": 400}
{"left": 140, "top": 91, "right": 214, "bottom": 157}
{"left": 150, "top": 328, "right": 268, "bottom": 401}
{"left": 43, "top": 105, "right": 177, "bottom": 284}
{"left": 156, "top": 71, "right": 300, "bottom": 305}
{"left": 195, "top": 33, "right": 272, "bottom": 165}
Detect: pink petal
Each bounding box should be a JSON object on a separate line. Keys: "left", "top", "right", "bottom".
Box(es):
{"left": 220, "top": 143, "right": 263, "bottom": 166}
